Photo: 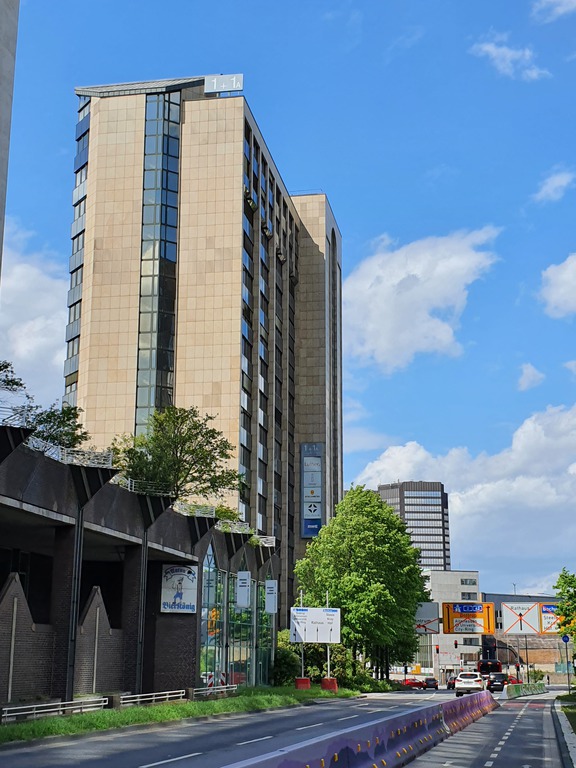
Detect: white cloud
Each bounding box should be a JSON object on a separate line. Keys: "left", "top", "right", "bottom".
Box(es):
{"left": 564, "top": 360, "right": 576, "bottom": 376}
{"left": 532, "top": 170, "right": 575, "bottom": 202}
{"left": 469, "top": 33, "right": 551, "bottom": 81}
{"left": 518, "top": 363, "right": 545, "bottom": 391}
{"left": 532, "top": 0, "right": 576, "bottom": 22}
{"left": 342, "top": 227, "right": 499, "bottom": 373}
{"left": 343, "top": 398, "right": 393, "bottom": 454}
{"left": 354, "top": 403, "right": 576, "bottom": 591}
{"left": 540, "top": 252, "right": 576, "bottom": 318}
{"left": 0, "top": 219, "right": 68, "bottom": 407}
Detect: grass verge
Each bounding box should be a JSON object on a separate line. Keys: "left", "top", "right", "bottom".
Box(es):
{"left": 0, "top": 686, "right": 359, "bottom": 746}
{"left": 558, "top": 692, "right": 576, "bottom": 733}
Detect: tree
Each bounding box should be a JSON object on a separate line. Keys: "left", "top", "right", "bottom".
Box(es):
{"left": 554, "top": 567, "right": 576, "bottom": 641}
{"left": 0, "top": 360, "right": 25, "bottom": 394}
{"left": 294, "top": 486, "right": 428, "bottom": 666}
{"left": 18, "top": 399, "right": 90, "bottom": 448}
{"left": 111, "top": 405, "right": 242, "bottom": 499}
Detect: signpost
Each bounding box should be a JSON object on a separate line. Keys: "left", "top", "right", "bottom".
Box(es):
{"left": 563, "top": 635, "right": 571, "bottom": 693}
{"left": 501, "top": 602, "right": 540, "bottom": 635}
{"left": 442, "top": 602, "right": 495, "bottom": 634}
{"left": 415, "top": 602, "right": 440, "bottom": 634}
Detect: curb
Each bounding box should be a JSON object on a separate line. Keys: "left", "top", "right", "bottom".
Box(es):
{"left": 553, "top": 700, "right": 576, "bottom": 768}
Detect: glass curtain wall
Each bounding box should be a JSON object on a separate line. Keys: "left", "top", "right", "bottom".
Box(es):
{"left": 256, "top": 581, "right": 274, "bottom": 685}
{"left": 199, "top": 545, "right": 225, "bottom": 686}
{"left": 228, "top": 573, "right": 253, "bottom": 687}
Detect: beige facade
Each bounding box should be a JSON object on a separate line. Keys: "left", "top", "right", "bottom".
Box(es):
{"left": 0, "top": 0, "right": 19, "bottom": 272}
{"left": 63, "top": 77, "right": 342, "bottom": 624}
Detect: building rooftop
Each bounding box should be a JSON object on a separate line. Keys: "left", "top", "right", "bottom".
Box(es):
{"left": 76, "top": 77, "right": 206, "bottom": 98}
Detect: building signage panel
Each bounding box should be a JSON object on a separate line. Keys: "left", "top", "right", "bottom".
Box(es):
{"left": 415, "top": 602, "right": 440, "bottom": 634}
{"left": 301, "top": 443, "right": 325, "bottom": 538}
{"left": 501, "top": 602, "right": 539, "bottom": 634}
{"left": 161, "top": 564, "right": 198, "bottom": 613}
{"left": 204, "top": 74, "right": 244, "bottom": 94}
{"left": 265, "top": 580, "right": 278, "bottom": 614}
{"left": 540, "top": 603, "right": 560, "bottom": 634}
{"left": 442, "top": 602, "right": 495, "bottom": 634}
{"left": 236, "top": 571, "right": 251, "bottom": 609}
{"left": 290, "top": 607, "right": 341, "bottom": 644}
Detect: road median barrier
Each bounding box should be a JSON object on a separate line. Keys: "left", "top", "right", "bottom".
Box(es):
{"left": 219, "top": 691, "right": 498, "bottom": 768}
{"left": 505, "top": 682, "right": 546, "bottom": 699}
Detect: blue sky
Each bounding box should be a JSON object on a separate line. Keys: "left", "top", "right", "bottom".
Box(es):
{"left": 2, "top": 0, "right": 576, "bottom": 596}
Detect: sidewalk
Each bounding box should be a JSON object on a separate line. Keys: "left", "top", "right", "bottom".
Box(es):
{"left": 555, "top": 700, "right": 576, "bottom": 767}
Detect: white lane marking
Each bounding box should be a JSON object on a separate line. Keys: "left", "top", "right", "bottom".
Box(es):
{"left": 139, "top": 754, "right": 202, "bottom": 767}
{"left": 490, "top": 753, "right": 498, "bottom": 758}
{"left": 296, "top": 722, "right": 324, "bottom": 731}
{"left": 484, "top": 763, "right": 494, "bottom": 767}
{"left": 236, "top": 736, "right": 274, "bottom": 746}
{"left": 498, "top": 740, "right": 506, "bottom": 745}
{"left": 337, "top": 714, "right": 359, "bottom": 721}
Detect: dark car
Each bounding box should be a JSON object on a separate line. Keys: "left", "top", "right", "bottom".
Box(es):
{"left": 486, "top": 672, "right": 508, "bottom": 692}
{"left": 446, "top": 675, "right": 456, "bottom": 690}
{"left": 424, "top": 677, "right": 439, "bottom": 689}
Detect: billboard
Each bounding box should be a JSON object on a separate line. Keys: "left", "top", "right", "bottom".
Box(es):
{"left": 161, "top": 564, "right": 198, "bottom": 613}
{"left": 442, "top": 602, "right": 495, "bottom": 634}
{"left": 501, "top": 602, "right": 560, "bottom": 634}
{"left": 290, "top": 607, "right": 341, "bottom": 644}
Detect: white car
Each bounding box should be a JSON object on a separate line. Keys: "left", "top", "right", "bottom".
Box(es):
{"left": 454, "top": 671, "right": 485, "bottom": 696}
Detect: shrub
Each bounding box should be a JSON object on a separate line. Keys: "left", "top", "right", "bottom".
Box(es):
{"left": 270, "top": 647, "right": 301, "bottom": 686}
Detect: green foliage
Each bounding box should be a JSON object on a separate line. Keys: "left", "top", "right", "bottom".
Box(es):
{"left": 270, "top": 646, "right": 302, "bottom": 686}
{"left": 530, "top": 668, "right": 545, "bottom": 682}
{"left": 0, "top": 360, "right": 25, "bottom": 394}
{"left": 554, "top": 567, "right": 576, "bottom": 641}
{"left": 111, "top": 405, "right": 242, "bottom": 499}
{"left": 10, "top": 395, "right": 90, "bottom": 448}
{"left": 294, "top": 486, "right": 428, "bottom": 667}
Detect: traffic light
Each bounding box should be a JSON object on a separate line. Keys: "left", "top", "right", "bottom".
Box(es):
{"left": 515, "top": 663, "right": 520, "bottom": 672}
{"left": 435, "top": 645, "right": 439, "bottom": 654}
{"left": 454, "top": 640, "right": 458, "bottom": 649}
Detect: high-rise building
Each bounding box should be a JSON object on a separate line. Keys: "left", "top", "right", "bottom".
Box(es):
{"left": 0, "top": 0, "right": 20, "bottom": 271}
{"left": 62, "top": 75, "right": 343, "bottom": 623}
{"left": 378, "top": 480, "right": 451, "bottom": 570}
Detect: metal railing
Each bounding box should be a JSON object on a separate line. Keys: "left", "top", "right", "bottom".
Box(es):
{"left": 111, "top": 475, "right": 174, "bottom": 496}
{"left": 119, "top": 689, "right": 186, "bottom": 707}
{"left": 1, "top": 697, "right": 108, "bottom": 724}
{"left": 26, "top": 436, "right": 114, "bottom": 468}
{"left": 191, "top": 684, "right": 238, "bottom": 698}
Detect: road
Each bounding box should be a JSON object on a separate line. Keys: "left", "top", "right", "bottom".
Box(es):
{"left": 0, "top": 689, "right": 565, "bottom": 768}
{"left": 410, "top": 689, "right": 564, "bottom": 768}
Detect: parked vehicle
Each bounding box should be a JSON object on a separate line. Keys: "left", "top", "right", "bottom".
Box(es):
{"left": 424, "top": 677, "right": 439, "bottom": 689}
{"left": 446, "top": 675, "right": 456, "bottom": 690}
{"left": 403, "top": 677, "right": 425, "bottom": 689}
{"left": 454, "top": 671, "right": 485, "bottom": 696}
{"left": 508, "top": 676, "right": 523, "bottom": 684}
{"left": 486, "top": 672, "right": 508, "bottom": 692}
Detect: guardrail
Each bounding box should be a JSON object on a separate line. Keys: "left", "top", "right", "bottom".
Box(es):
{"left": 1, "top": 697, "right": 108, "bottom": 724}
{"left": 191, "top": 684, "right": 238, "bottom": 698}
{"left": 119, "top": 690, "right": 186, "bottom": 707}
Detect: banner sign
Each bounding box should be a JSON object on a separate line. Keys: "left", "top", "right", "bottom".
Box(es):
{"left": 442, "top": 602, "right": 495, "bottom": 634}
{"left": 161, "top": 564, "right": 198, "bottom": 613}
{"left": 265, "top": 580, "right": 278, "bottom": 614}
{"left": 236, "top": 571, "right": 251, "bottom": 609}
{"left": 540, "top": 603, "right": 560, "bottom": 634}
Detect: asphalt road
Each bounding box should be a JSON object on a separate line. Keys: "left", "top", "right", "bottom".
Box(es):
{"left": 410, "top": 690, "right": 564, "bottom": 768}
{"left": 0, "top": 689, "right": 564, "bottom": 768}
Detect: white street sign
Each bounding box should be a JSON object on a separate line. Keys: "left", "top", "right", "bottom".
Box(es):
{"left": 415, "top": 602, "right": 440, "bottom": 634}
{"left": 290, "top": 607, "right": 341, "bottom": 644}
{"left": 502, "top": 602, "right": 539, "bottom": 634}
{"left": 236, "top": 571, "right": 251, "bottom": 609}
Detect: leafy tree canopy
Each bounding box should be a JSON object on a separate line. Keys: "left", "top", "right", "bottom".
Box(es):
{"left": 111, "top": 405, "right": 242, "bottom": 500}
{"left": 1, "top": 361, "right": 89, "bottom": 448}
{"left": 554, "top": 567, "right": 576, "bottom": 641}
{"left": 0, "top": 360, "right": 25, "bottom": 394}
{"left": 294, "top": 485, "right": 428, "bottom": 659}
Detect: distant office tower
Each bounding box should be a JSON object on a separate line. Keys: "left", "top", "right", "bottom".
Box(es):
{"left": 62, "top": 75, "right": 343, "bottom": 622}
{"left": 0, "top": 0, "right": 20, "bottom": 272}
{"left": 378, "top": 481, "right": 451, "bottom": 570}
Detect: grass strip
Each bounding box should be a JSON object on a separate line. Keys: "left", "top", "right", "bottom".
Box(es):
{"left": 0, "top": 686, "right": 358, "bottom": 746}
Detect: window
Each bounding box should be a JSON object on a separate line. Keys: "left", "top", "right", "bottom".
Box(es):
{"left": 68, "top": 301, "right": 82, "bottom": 323}
{"left": 70, "top": 266, "right": 83, "bottom": 288}
{"left": 76, "top": 132, "right": 89, "bottom": 153}
{"left": 75, "top": 165, "right": 88, "bottom": 187}
{"left": 67, "top": 336, "right": 80, "bottom": 358}
{"left": 460, "top": 578, "right": 477, "bottom": 586}
{"left": 72, "top": 232, "right": 85, "bottom": 253}
{"left": 74, "top": 198, "right": 86, "bottom": 220}
{"left": 461, "top": 592, "right": 478, "bottom": 600}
